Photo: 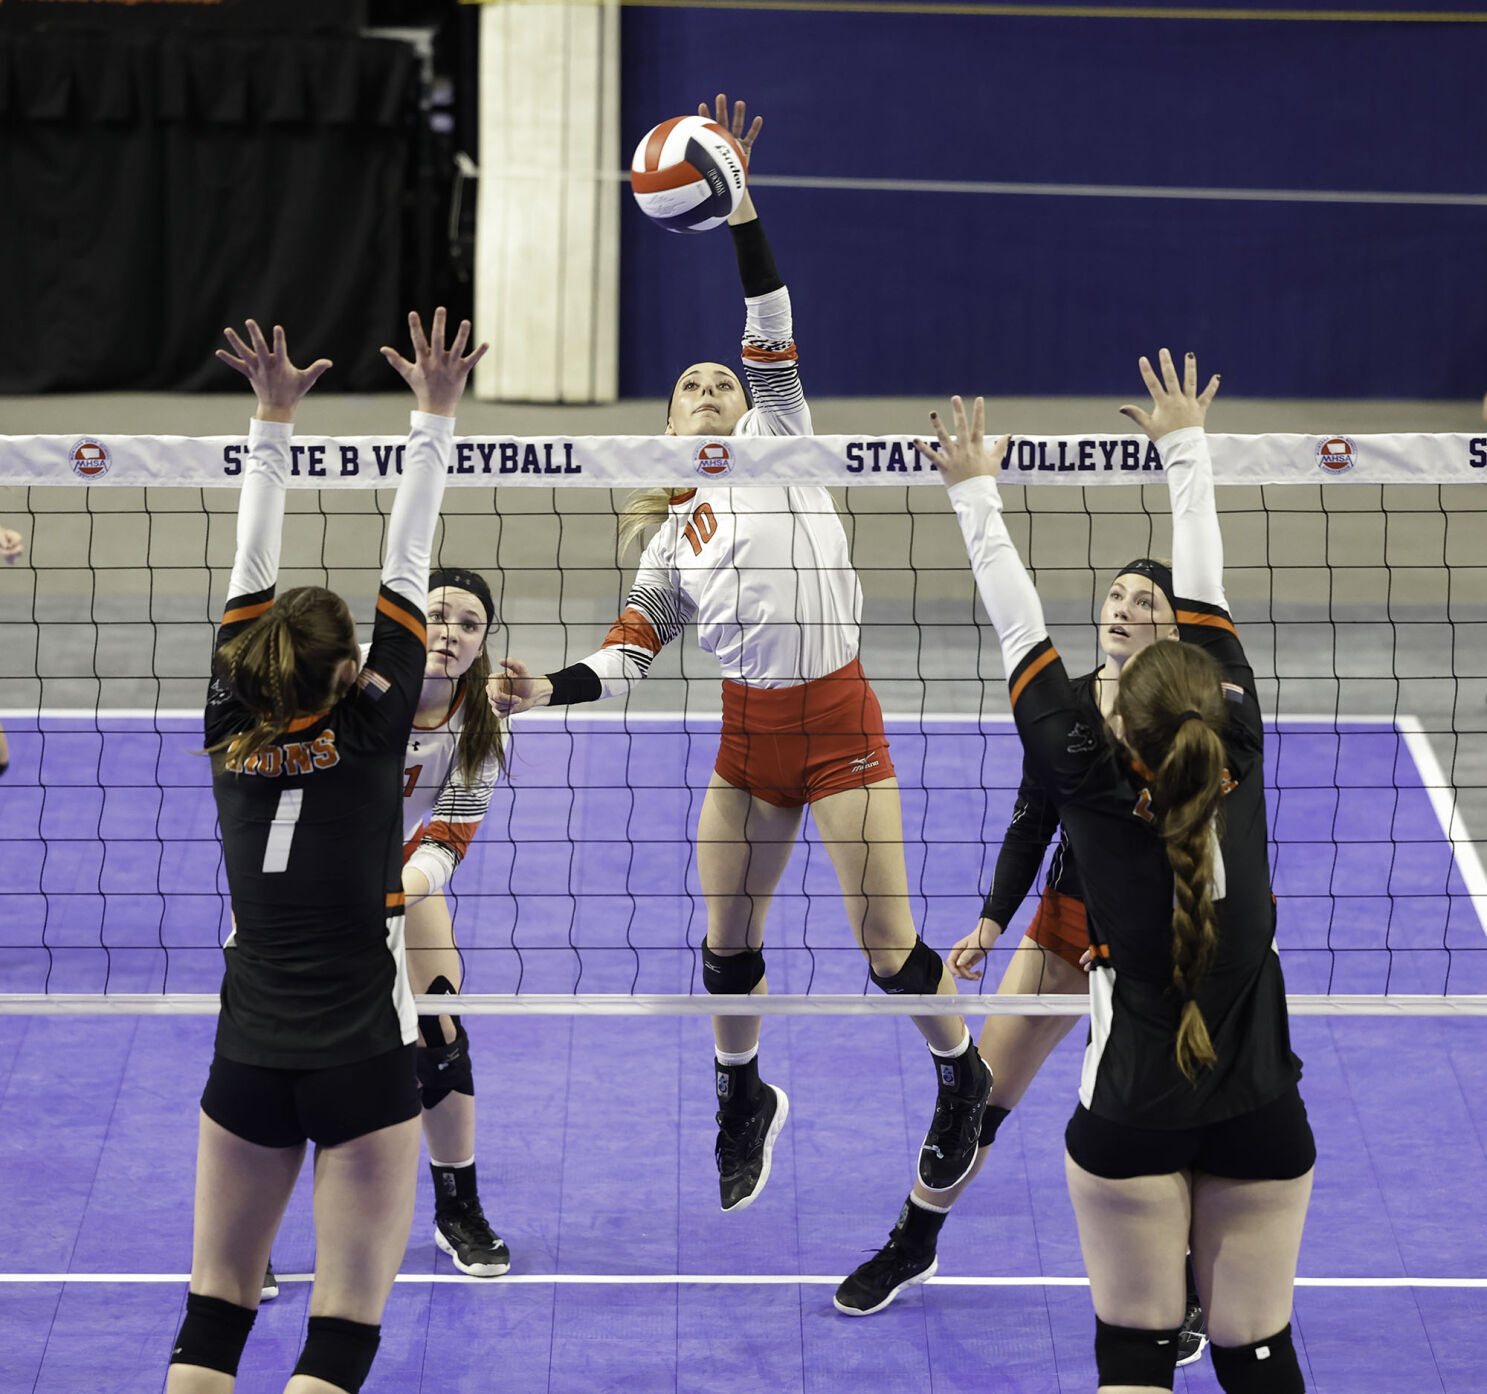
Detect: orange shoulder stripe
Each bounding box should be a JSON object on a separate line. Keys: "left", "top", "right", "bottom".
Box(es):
{"left": 386, "top": 891, "right": 405, "bottom": 910}
{"left": 603, "top": 606, "right": 662, "bottom": 656}
{"left": 1177, "top": 608, "right": 1237, "bottom": 638}
{"left": 1009, "top": 647, "right": 1059, "bottom": 710}
{"left": 377, "top": 593, "right": 428, "bottom": 647}
{"left": 222, "top": 599, "right": 272, "bottom": 626}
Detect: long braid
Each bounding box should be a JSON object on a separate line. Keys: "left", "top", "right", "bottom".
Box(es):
{"left": 1116, "top": 640, "right": 1229, "bottom": 1082}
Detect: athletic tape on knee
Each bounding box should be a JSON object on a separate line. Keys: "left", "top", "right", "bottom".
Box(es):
{"left": 702, "top": 944, "right": 766, "bottom": 995}
{"left": 1094, "top": 1317, "right": 1182, "bottom": 1391}
{"left": 291, "top": 1315, "right": 381, "bottom": 1393}
{"left": 417, "top": 974, "right": 474, "bottom": 1109}
{"left": 169, "top": 1291, "right": 257, "bottom": 1375}
{"left": 1211, "top": 1324, "right": 1304, "bottom": 1394}
{"left": 869, "top": 937, "right": 944, "bottom": 996}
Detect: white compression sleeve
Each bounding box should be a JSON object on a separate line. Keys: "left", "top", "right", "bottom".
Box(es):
{"left": 1160, "top": 426, "right": 1227, "bottom": 610}
{"left": 382, "top": 410, "right": 454, "bottom": 613}
{"left": 226, "top": 418, "right": 292, "bottom": 599}
{"left": 947, "top": 474, "right": 1049, "bottom": 676}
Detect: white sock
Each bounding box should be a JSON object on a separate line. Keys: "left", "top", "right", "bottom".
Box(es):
{"left": 928, "top": 1027, "right": 972, "bottom": 1059}
{"left": 429, "top": 1155, "right": 474, "bottom": 1170}
{"left": 715, "top": 1045, "right": 759, "bottom": 1067}
{"left": 909, "top": 1194, "right": 952, "bottom": 1215}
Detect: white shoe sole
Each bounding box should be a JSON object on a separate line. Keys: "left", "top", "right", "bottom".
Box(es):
{"left": 1176, "top": 1333, "right": 1209, "bottom": 1366}
{"left": 721, "top": 1084, "right": 790, "bottom": 1213}
{"left": 434, "top": 1224, "right": 511, "bottom": 1277}
{"left": 833, "top": 1255, "right": 939, "bottom": 1316}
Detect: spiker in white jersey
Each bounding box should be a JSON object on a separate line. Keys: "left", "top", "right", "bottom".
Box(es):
{"left": 630, "top": 115, "right": 747, "bottom": 233}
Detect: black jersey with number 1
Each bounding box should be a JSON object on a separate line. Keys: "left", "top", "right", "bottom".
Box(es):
{"left": 1007, "top": 603, "right": 1301, "bottom": 1130}
{"left": 204, "top": 411, "right": 451, "bottom": 1072}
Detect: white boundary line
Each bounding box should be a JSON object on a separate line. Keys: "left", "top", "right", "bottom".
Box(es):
{"left": 1397, "top": 714, "right": 1487, "bottom": 940}
{"left": 0, "top": 1271, "right": 1482, "bottom": 1289}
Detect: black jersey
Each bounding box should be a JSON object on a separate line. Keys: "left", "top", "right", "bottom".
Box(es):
{"left": 981, "top": 667, "right": 1097, "bottom": 927}
{"left": 1007, "top": 603, "right": 1301, "bottom": 1129}
{"left": 206, "top": 582, "right": 429, "bottom": 1070}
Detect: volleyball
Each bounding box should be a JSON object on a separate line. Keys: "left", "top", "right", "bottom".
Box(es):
{"left": 630, "top": 115, "right": 747, "bottom": 233}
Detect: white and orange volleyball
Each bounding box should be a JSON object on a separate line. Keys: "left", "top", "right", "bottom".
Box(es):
{"left": 630, "top": 115, "right": 747, "bottom": 234}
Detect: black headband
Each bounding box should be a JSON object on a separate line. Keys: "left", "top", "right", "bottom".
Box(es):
{"left": 1115, "top": 557, "right": 1175, "bottom": 610}
{"left": 427, "top": 567, "right": 495, "bottom": 627}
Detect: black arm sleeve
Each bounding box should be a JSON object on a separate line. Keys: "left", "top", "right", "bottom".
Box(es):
{"left": 546, "top": 663, "right": 602, "bottom": 706}
{"left": 729, "top": 217, "right": 784, "bottom": 298}
{"left": 981, "top": 765, "right": 1061, "bottom": 926}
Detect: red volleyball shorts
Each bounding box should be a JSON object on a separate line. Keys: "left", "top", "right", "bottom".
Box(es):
{"left": 714, "top": 657, "right": 897, "bottom": 808}
{"left": 1024, "top": 886, "right": 1090, "bottom": 968}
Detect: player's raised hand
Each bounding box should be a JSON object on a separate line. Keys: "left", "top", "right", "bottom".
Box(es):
{"left": 947, "top": 917, "right": 1004, "bottom": 981}
{"left": 0, "top": 525, "right": 24, "bottom": 566}
{"left": 918, "top": 395, "right": 1010, "bottom": 489}
{"left": 701, "top": 92, "right": 762, "bottom": 166}
{"left": 1119, "top": 349, "right": 1220, "bottom": 442}
{"left": 381, "top": 308, "right": 488, "bottom": 418}
{"left": 216, "top": 320, "right": 333, "bottom": 423}
{"left": 487, "top": 657, "right": 551, "bottom": 718}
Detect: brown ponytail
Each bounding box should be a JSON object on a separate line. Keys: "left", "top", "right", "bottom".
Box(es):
{"left": 1114, "top": 640, "right": 1229, "bottom": 1081}
{"left": 453, "top": 644, "right": 506, "bottom": 784}
{"left": 209, "top": 586, "right": 358, "bottom": 767}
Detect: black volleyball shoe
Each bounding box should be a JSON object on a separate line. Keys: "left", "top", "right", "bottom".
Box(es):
{"left": 715, "top": 1082, "right": 789, "bottom": 1212}
{"left": 918, "top": 1045, "right": 992, "bottom": 1192}
{"left": 434, "top": 1199, "right": 512, "bottom": 1277}
{"left": 834, "top": 1232, "right": 938, "bottom": 1316}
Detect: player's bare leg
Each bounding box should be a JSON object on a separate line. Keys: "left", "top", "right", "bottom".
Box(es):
{"left": 695, "top": 774, "right": 801, "bottom": 1209}
{"left": 814, "top": 778, "right": 990, "bottom": 1196}
{"left": 166, "top": 1113, "right": 305, "bottom": 1392}
{"left": 407, "top": 892, "right": 508, "bottom": 1276}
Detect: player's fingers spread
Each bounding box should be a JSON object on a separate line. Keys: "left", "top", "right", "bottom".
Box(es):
{"left": 246, "top": 319, "right": 270, "bottom": 357}
{"left": 733, "top": 98, "right": 747, "bottom": 136}
{"left": 222, "top": 326, "right": 251, "bottom": 359}
{"left": 1137, "top": 355, "right": 1162, "bottom": 395}
{"left": 450, "top": 317, "right": 471, "bottom": 358}
{"left": 1199, "top": 373, "right": 1221, "bottom": 407}
{"left": 272, "top": 324, "right": 286, "bottom": 359}
{"left": 912, "top": 437, "right": 942, "bottom": 465}
{"left": 715, "top": 93, "right": 727, "bottom": 125}
{"left": 1158, "top": 347, "right": 1180, "bottom": 392}
{"left": 430, "top": 306, "right": 449, "bottom": 355}
{"left": 408, "top": 310, "right": 429, "bottom": 356}
{"left": 303, "top": 358, "right": 333, "bottom": 387}
{"left": 1183, "top": 350, "right": 1197, "bottom": 397}
{"left": 971, "top": 396, "right": 986, "bottom": 445}
{"left": 215, "top": 349, "right": 250, "bottom": 376}
{"left": 989, "top": 432, "right": 1011, "bottom": 465}
{"left": 464, "top": 340, "right": 490, "bottom": 368}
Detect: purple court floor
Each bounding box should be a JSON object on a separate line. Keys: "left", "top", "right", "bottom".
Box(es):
{"left": 1, "top": 713, "right": 1486, "bottom": 1391}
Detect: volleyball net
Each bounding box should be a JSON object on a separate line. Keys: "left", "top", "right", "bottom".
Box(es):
{"left": 2, "top": 427, "right": 1486, "bottom": 1016}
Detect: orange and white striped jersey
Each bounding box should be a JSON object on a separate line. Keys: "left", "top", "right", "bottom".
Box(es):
{"left": 361, "top": 646, "right": 503, "bottom": 896}
{"left": 580, "top": 284, "right": 863, "bottom": 694}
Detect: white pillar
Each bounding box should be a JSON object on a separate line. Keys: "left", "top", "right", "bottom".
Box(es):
{"left": 475, "top": 0, "right": 620, "bottom": 403}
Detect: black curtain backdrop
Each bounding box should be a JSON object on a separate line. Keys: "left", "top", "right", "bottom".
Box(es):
{"left": 0, "top": 33, "right": 418, "bottom": 393}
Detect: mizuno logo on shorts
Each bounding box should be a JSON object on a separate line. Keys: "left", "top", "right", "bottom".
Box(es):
{"left": 850, "top": 750, "right": 879, "bottom": 772}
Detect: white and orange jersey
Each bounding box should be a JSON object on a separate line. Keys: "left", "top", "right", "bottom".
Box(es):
{"left": 580, "top": 284, "right": 862, "bottom": 695}
{"left": 361, "top": 646, "right": 503, "bottom": 896}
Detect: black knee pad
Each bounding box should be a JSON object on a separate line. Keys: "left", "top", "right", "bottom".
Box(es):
{"left": 169, "top": 1291, "right": 257, "bottom": 1375}
{"left": 1094, "top": 1317, "right": 1182, "bottom": 1391}
{"left": 1212, "top": 1324, "right": 1304, "bottom": 1394}
{"left": 702, "top": 944, "right": 766, "bottom": 995}
{"left": 417, "top": 974, "right": 474, "bottom": 1110}
{"left": 292, "top": 1315, "right": 381, "bottom": 1393}
{"left": 869, "top": 936, "right": 945, "bottom": 995}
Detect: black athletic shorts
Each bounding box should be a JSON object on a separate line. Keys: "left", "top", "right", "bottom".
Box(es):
{"left": 201, "top": 1044, "right": 420, "bottom": 1149}
{"left": 1065, "top": 1085, "right": 1316, "bottom": 1182}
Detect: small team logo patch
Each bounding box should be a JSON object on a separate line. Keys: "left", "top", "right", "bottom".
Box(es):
{"left": 694, "top": 440, "right": 733, "bottom": 478}
{"left": 939, "top": 1063, "right": 957, "bottom": 1088}
{"left": 70, "top": 438, "right": 111, "bottom": 479}
{"left": 1316, "top": 436, "right": 1356, "bottom": 474}
{"left": 356, "top": 667, "right": 391, "bottom": 701}
{"left": 716, "top": 1071, "right": 732, "bottom": 1100}
{"left": 1066, "top": 720, "right": 1097, "bottom": 754}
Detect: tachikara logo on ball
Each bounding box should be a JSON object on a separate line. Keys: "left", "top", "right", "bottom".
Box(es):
{"left": 694, "top": 441, "right": 733, "bottom": 478}
{"left": 1316, "top": 437, "right": 1357, "bottom": 474}
{"left": 70, "top": 438, "right": 112, "bottom": 479}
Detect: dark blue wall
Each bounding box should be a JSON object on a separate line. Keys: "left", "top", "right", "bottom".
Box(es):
{"left": 618, "top": 9, "right": 1485, "bottom": 399}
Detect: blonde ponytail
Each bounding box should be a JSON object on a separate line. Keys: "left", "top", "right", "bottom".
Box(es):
{"left": 617, "top": 488, "right": 691, "bottom": 554}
